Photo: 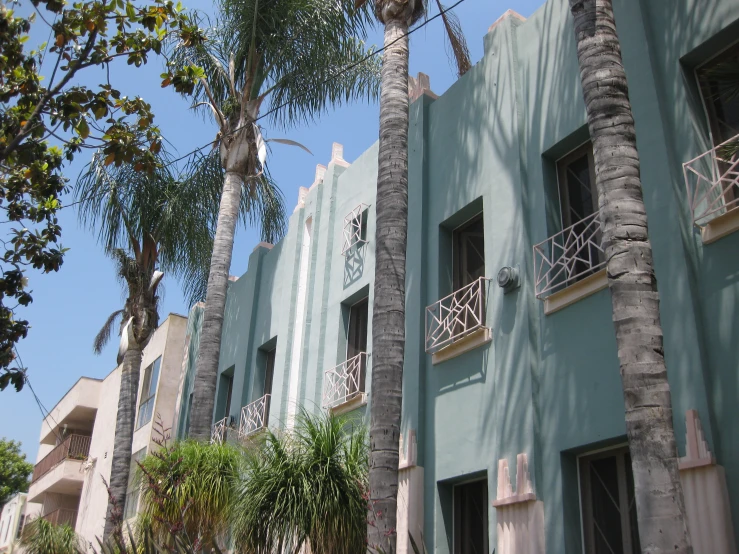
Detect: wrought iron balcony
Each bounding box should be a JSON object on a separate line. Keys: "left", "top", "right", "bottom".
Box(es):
{"left": 533, "top": 211, "right": 605, "bottom": 298}
{"left": 32, "top": 434, "right": 91, "bottom": 483}
{"left": 239, "top": 394, "right": 271, "bottom": 439}
{"left": 210, "top": 416, "right": 230, "bottom": 444}
{"left": 425, "top": 277, "right": 489, "bottom": 353}
{"left": 683, "top": 132, "right": 739, "bottom": 226}
{"left": 341, "top": 204, "right": 368, "bottom": 255}
{"left": 323, "top": 353, "right": 368, "bottom": 409}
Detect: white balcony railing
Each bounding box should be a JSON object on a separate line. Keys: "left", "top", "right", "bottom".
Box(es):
{"left": 533, "top": 211, "right": 605, "bottom": 298}
{"left": 323, "top": 353, "right": 368, "bottom": 409}
{"left": 239, "top": 394, "right": 270, "bottom": 439}
{"left": 341, "top": 204, "right": 368, "bottom": 255}
{"left": 425, "top": 277, "right": 489, "bottom": 353}
{"left": 683, "top": 133, "right": 739, "bottom": 226}
{"left": 211, "top": 416, "right": 230, "bottom": 443}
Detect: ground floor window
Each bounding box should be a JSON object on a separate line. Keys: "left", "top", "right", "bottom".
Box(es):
{"left": 579, "top": 446, "right": 640, "bottom": 554}
{"left": 454, "top": 478, "right": 488, "bottom": 554}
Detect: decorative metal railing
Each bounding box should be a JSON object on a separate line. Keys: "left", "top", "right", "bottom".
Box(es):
{"left": 533, "top": 210, "right": 605, "bottom": 298}
{"left": 683, "top": 132, "right": 739, "bottom": 226}
{"left": 32, "top": 434, "right": 91, "bottom": 483}
{"left": 42, "top": 508, "right": 78, "bottom": 527}
{"left": 210, "top": 416, "right": 230, "bottom": 444}
{"left": 239, "top": 394, "right": 271, "bottom": 439}
{"left": 322, "top": 353, "right": 368, "bottom": 409}
{"left": 341, "top": 204, "right": 368, "bottom": 255}
{"left": 425, "top": 278, "right": 489, "bottom": 353}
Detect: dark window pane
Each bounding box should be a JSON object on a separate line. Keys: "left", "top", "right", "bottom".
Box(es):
{"left": 454, "top": 480, "right": 488, "bottom": 554}
{"left": 565, "top": 154, "right": 596, "bottom": 223}
{"left": 264, "top": 348, "right": 276, "bottom": 397}
{"left": 589, "top": 457, "right": 624, "bottom": 554}
{"left": 453, "top": 214, "right": 485, "bottom": 290}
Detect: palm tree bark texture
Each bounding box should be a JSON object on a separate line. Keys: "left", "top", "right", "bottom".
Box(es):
{"left": 367, "top": 3, "right": 415, "bottom": 552}
{"left": 568, "top": 1, "right": 692, "bottom": 552}
{"left": 103, "top": 344, "right": 142, "bottom": 539}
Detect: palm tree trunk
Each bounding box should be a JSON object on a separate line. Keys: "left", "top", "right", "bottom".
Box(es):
{"left": 103, "top": 343, "right": 143, "bottom": 540}
{"left": 568, "top": 1, "right": 692, "bottom": 552}
{"left": 368, "top": 16, "right": 409, "bottom": 554}
{"left": 189, "top": 169, "right": 243, "bottom": 440}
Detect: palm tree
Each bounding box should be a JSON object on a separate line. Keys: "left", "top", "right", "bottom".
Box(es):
{"left": 351, "top": 0, "right": 470, "bottom": 550}
{"left": 567, "top": 1, "right": 692, "bottom": 552}
{"left": 137, "top": 439, "right": 241, "bottom": 550}
{"left": 76, "top": 151, "right": 284, "bottom": 540}
{"left": 168, "top": 0, "right": 382, "bottom": 440}
{"left": 230, "top": 410, "right": 368, "bottom": 554}
{"left": 21, "top": 518, "right": 82, "bottom": 554}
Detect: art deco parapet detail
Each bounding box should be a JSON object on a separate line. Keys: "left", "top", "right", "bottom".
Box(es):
{"left": 425, "top": 277, "right": 490, "bottom": 354}
{"left": 341, "top": 204, "right": 369, "bottom": 256}
{"left": 239, "top": 394, "right": 271, "bottom": 439}
{"left": 683, "top": 132, "right": 739, "bottom": 226}
{"left": 322, "top": 352, "right": 368, "bottom": 410}
{"left": 533, "top": 210, "right": 605, "bottom": 298}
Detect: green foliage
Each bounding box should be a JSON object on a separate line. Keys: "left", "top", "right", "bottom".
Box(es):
{"left": 21, "top": 518, "right": 81, "bottom": 554}
{"left": 137, "top": 435, "right": 240, "bottom": 550}
{"left": 0, "top": 437, "right": 33, "bottom": 504}
{"left": 0, "top": 0, "right": 205, "bottom": 391}
{"left": 231, "top": 410, "right": 368, "bottom": 554}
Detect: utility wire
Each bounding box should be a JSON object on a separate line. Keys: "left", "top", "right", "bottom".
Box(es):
{"left": 57, "top": 0, "right": 469, "bottom": 212}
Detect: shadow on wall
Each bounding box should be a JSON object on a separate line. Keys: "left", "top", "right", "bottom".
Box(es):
{"left": 343, "top": 244, "right": 366, "bottom": 289}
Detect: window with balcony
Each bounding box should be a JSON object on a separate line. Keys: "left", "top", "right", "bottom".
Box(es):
{"left": 579, "top": 446, "right": 640, "bottom": 554}
{"left": 123, "top": 447, "right": 147, "bottom": 520}
{"left": 238, "top": 342, "right": 276, "bottom": 439}
{"left": 454, "top": 478, "right": 489, "bottom": 554}
{"left": 323, "top": 297, "right": 369, "bottom": 410}
{"left": 341, "top": 204, "right": 369, "bottom": 255}
{"left": 136, "top": 357, "right": 161, "bottom": 429}
{"left": 427, "top": 207, "right": 490, "bottom": 361}
{"left": 684, "top": 43, "right": 739, "bottom": 232}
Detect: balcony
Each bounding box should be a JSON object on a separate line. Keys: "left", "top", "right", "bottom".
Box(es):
{"left": 533, "top": 211, "right": 607, "bottom": 314}
{"left": 28, "top": 435, "right": 90, "bottom": 502}
{"left": 341, "top": 204, "right": 369, "bottom": 255}
{"left": 425, "top": 277, "right": 491, "bottom": 364}
{"left": 683, "top": 133, "right": 739, "bottom": 243}
{"left": 323, "top": 353, "right": 368, "bottom": 412}
{"left": 239, "top": 394, "right": 271, "bottom": 439}
{"left": 210, "top": 416, "right": 232, "bottom": 444}
{"left": 42, "top": 508, "right": 78, "bottom": 528}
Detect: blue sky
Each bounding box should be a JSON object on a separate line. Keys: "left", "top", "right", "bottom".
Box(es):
{"left": 1, "top": 0, "right": 546, "bottom": 461}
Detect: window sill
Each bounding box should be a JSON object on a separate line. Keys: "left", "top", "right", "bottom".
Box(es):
{"left": 701, "top": 208, "right": 739, "bottom": 244}
{"left": 543, "top": 269, "right": 608, "bottom": 315}
{"left": 431, "top": 327, "right": 492, "bottom": 365}
{"left": 329, "top": 393, "right": 367, "bottom": 415}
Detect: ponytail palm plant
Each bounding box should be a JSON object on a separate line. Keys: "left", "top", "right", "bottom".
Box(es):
{"left": 352, "top": 0, "right": 471, "bottom": 550}
{"left": 167, "top": 0, "right": 382, "bottom": 440}
{"left": 76, "top": 150, "right": 284, "bottom": 539}
{"left": 231, "top": 410, "right": 368, "bottom": 554}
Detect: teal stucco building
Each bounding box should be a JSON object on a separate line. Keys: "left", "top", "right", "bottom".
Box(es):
{"left": 173, "top": 0, "right": 739, "bottom": 552}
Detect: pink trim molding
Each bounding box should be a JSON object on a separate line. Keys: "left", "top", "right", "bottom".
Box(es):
{"left": 493, "top": 453, "right": 536, "bottom": 507}
{"left": 679, "top": 409, "right": 716, "bottom": 470}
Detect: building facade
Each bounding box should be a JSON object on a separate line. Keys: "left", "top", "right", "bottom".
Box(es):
{"left": 0, "top": 494, "right": 27, "bottom": 554}
{"left": 24, "top": 314, "right": 187, "bottom": 551}
{"left": 174, "top": 1, "right": 739, "bottom": 553}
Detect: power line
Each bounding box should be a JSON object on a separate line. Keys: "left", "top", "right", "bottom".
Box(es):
{"left": 16, "top": 346, "right": 65, "bottom": 444}
{"left": 57, "top": 0, "right": 470, "bottom": 213}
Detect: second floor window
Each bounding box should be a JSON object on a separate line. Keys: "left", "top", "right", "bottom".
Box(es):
{"left": 137, "top": 357, "right": 161, "bottom": 429}
{"left": 347, "top": 298, "right": 368, "bottom": 397}
{"left": 698, "top": 43, "right": 739, "bottom": 147}
{"left": 453, "top": 213, "right": 485, "bottom": 291}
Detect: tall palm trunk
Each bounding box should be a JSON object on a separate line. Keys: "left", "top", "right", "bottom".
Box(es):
{"left": 189, "top": 170, "right": 243, "bottom": 440}
{"left": 568, "top": 1, "right": 692, "bottom": 552}
{"left": 103, "top": 343, "right": 143, "bottom": 540}
{"left": 367, "top": 16, "right": 409, "bottom": 554}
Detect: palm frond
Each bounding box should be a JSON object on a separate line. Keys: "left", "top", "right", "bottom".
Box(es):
{"left": 434, "top": 0, "right": 471, "bottom": 77}
{"left": 93, "top": 309, "right": 125, "bottom": 354}
{"left": 21, "top": 518, "right": 82, "bottom": 554}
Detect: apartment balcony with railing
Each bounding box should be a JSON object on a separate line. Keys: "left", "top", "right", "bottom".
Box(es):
{"left": 27, "top": 435, "right": 91, "bottom": 502}
{"left": 425, "top": 277, "right": 491, "bottom": 364}
{"left": 322, "top": 353, "right": 368, "bottom": 413}
{"left": 42, "top": 508, "right": 78, "bottom": 528}
{"left": 683, "top": 132, "right": 739, "bottom": 243}
{"left": 210, "top": 416, "right": 233, "bottom": 444}
{"left": 533, "top": 210, "right": 607, "bottom": 314}
{"left": 238, "top": 394, "right": 271, "bottom": 439}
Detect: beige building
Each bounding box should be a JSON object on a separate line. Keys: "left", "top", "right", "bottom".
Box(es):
{"left": 24, "top": 314, "right": 187, "bottom": 551}
{"left": 0, "top": 493, "right": 28, "bottom": 554}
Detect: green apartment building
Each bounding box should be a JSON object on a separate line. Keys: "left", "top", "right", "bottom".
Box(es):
{"left": 174, "top": 0, "right": 739, "bottom": 552}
